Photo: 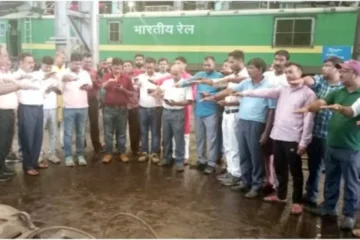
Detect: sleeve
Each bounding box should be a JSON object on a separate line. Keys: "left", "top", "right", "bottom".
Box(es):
{"left": 267, "top": 98, "right": 277, "bottom": 109}
{"left": 85, "top": 72, "right": 93, "bottom": 86}
{"left": 155, "top": 75, "right": 171, "bottom": 85}
{"left": 242, "top": 88, "right": 281, "bottom": 100}
{"left": 299, "top": 91, "right": 318, "bottom": 147}
{"left": 185, "top": 87, "right": 193, "bottom": 101}
{"left": 323, "top": 89, "right": 338, "bottom": 105}
{"left": 230, "top": 79, "right": 247, "bottom": 92}
{"left": 351, "top": 97, "right": 360, "bottom": 117}
{"left": 311, "top": 75, "right": 322, "bottom": 91}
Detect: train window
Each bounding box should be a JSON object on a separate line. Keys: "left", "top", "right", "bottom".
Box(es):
{"left": 108, "top": 21, "right": 122, "bottom": 43}
{"left": 273, "top": 17, "right": 314, "bottom": 47}
{"left": 0, "top": 23, "right": 5, "bottom": 37}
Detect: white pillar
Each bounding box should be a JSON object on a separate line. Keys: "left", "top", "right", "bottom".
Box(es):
{"left": 55, "top": 1, "right": 70, "bottom": 52}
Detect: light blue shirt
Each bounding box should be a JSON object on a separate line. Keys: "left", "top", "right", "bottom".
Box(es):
{"left": 186, "top": 71, "right": 223, "bottom": 118}
{"left": 231, "top": 78, "right": 276, "bottom": 123}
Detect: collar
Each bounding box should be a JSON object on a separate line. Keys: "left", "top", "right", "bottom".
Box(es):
{"left": 251, "top": 76, "right": 265, "bottom": 87}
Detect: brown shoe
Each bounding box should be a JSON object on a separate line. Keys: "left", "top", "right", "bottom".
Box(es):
{"left": 138, "top": 152, "right": 148, "bottom": 162}
{"left": 151, "top": 153, "right": 160, "bottom": 163}
{"left": 120, "top": 154, "right": 129, "bottom": 163}
{"left": 102, "top": 154, "right": 113, "bottom": 164}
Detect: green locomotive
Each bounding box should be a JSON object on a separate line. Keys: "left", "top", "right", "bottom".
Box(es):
{"left": 0, "top": 6, "right": 358, "bottom": 73}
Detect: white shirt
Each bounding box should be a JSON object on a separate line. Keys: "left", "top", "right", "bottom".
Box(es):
{"left": 42, "top": 71, "right": 61, "bottom": 109}
{"left": 264, "top": 71, "right": 289, "bottom": 88}
{"left": 16, "top": 69, "right": 49, "bottom": 105}
{"left": 157, "top": 72, "right": 170, "bottom": 78}
{"left": 138, "top": 72, "right": 162, "bottom": 108}
{"left": 61, "top": 68, "right": 92, "bottom": 109}
{"left": 0, "top": 72, "right": 18, "bottom": 109}
{"left": 351, "top": 98, "right": 360, "bottom": 117}
{"left": 161, "top": 78, "right": 193, "bottom": 109}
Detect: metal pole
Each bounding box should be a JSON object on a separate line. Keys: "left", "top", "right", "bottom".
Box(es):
{"left": 54, "top": 1, "right": 69, "bottom": 53}
{"left": 91, "top": 0, "right": 99, "bottom": 67}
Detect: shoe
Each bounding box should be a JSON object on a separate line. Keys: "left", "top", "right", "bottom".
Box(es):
{"left": 151, "top": 153, "right": 160, "bottom": 163}
{"left": 0, "top": 173, "right": 12, "bottom": 182}
{"left": 5, "top": 152, "right": 20, "bottom": 163}
{"left": 204, "top": 166, "right": 215, "bottom": 175}
{"left": 245, "top": 189, "right": 259, "bottom": 199}
{"left": 2, "top": 167, "right": 16, "bottom": 176}
{"left": 78, "top": 156, "right": 87, "bottom": 166}
{"left": 340, "top": 216, "right": 355, "bottom": 231}
{"left": 176, "top": 164, "right": 185, "bottom": 172}
{"left": 120, "top": 154, "right": 129, "bottom": 163}
{"left": 197, "top": 163, "right": 207, "bottom": 171}
{"left": 231, "top": 182, "right": 250, "bottom": 192}
{"left": 138, "top": 152, "right": 148, "bottom": 162}
{"left": 306, "top": 205, "right": 337, "bottom": 217}
{"left": 217, "top": 172, "right": 232, "bottom": 181}
{"left": 221, "top": 175, "right": 241, "bottom": 187}
{"left": 302, "top": 193, "right": 317, "bottom": 208}
{"left": 158, "top": 160, "right": 172, "bottom": 168}
{"left": 65, "top": 157, "right": 75, "bottom": 167}
{"left": 102, "top": 154, "right": 113, "bottom": 163}
{"left": 48, "top": 154, "right": 61, "bottom": 164}
{"left": 263, "top": 194, "right": 287, "bottom": 203}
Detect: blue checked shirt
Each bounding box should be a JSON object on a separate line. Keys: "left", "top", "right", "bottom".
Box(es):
{"left": 311, "top": 75, "right": 343, "bottom": 139}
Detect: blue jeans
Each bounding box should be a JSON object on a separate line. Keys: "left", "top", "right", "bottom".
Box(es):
{"left": 305, "top": 137, "right": 326, "bottom": 203}
{"left": 43, "top": 108, "right": 58, "bottom": 155}
{"left": 162, "top": 108, "right": 185, "bottom": 166}
{"left": 139, "top": 107, "right": 161, "bottom": 153}
{"left": 103, "top": 106, "right": 128, "bottom": 154}
{"left": 323, "top": 146, "right": 360, "bottom": 218}
{"left": 63, "top": 108, "right": 88, "bottom": 158}
{"left": 238, "top": 119, "right": 265, "bottom": 191}
{"left": 195, "top": 114, "right": 218, "bottom": 167}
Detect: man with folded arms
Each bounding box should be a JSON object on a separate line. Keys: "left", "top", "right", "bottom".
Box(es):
{"left": 102, "top": 58, "right": 134, "bottom": 163}
{"left": 152, "top": 64, "right": 193, "bottom": 172}
{"left": 61, "top": 53, "right": 92, "bottom": 167}
{"left": 294, "top": 59, "right": 360, "bottom": 230}
{"left": 237, "top": 62, "right": 316, "bottom": 214}
{"left": 38, "top": 56, "right": 62, "bottom": 164}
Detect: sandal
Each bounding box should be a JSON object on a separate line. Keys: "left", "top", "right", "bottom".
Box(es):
{"left": 26, "top": 169, "right": 39, "bottom": 176}
{"left": 291, "top": 204, "right": 303, "bottom": 215}
{"left": 264, "top": 194, "right": 287, "bottom": 203}
{"left": 37, "top": 162, "right": 49, "bottom": 169}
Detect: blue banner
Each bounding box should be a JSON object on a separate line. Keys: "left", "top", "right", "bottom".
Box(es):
{"left": 322, "top": 46, "right": 352, "bottom": 62}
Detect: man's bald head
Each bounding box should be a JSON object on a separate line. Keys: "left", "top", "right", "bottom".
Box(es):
{"left": 170, "top": 64, "right": 182, "bottom": 81}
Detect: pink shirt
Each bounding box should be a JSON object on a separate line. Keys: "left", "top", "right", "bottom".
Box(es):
{"left": 155, "top": 72, "right": 195, "bottom": 134}
{"left": 62, "top": 69, "right": 93, "bottom": 109}
{"left": 243, "top": 84, "right": 317, "bottom": 147}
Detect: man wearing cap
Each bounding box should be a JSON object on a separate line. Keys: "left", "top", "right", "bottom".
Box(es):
{"left": 294, "top": 59, "right": 360, "bottom": 230}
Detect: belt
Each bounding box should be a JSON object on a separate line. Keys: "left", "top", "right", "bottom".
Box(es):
{"left": 140, "top": 106, "right": 162, "bottom": 109}
{"left": 224, "top": 109, "right": 239, "bottom": 114}
{"left": 164, "top": 108, "right": 184, "bottom": 112}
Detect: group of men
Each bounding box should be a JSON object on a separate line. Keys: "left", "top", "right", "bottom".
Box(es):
{"left": 1, "top": 44, "right": 360, "bottom": 232}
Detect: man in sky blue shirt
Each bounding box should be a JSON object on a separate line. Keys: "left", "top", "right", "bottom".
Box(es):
{"left": 179, "top": 56, "right": 223, "bottom": 174}
{"left": 203, "top": 58, "right": 276, "bottom": 198}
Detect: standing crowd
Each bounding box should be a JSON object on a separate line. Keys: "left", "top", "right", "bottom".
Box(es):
{"left": 1, "top": 45, "right": 360, "bottom": 232}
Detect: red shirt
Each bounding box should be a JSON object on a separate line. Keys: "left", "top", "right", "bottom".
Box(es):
{"left": 133, "top": 68, "right": 145, "bottom": 77}
{"left": 84, "top": 67, "right": 102, "bottom": 99}
{"left": 103, "top": 73, "right": 134, "bottom": 107}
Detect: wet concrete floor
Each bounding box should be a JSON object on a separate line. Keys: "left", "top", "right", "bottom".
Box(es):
{"left": 0, "top": 126, "right": 357, "bottom": 238}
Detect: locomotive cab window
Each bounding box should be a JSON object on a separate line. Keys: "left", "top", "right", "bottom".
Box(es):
{"left": 273, "top": 17, "right": 314, "bottom": 47}
{"left": 108, "top": 21, "right": 122, "bottom": 43}
{"left": 0, "top": 23, "right": 5, "bottom": 37}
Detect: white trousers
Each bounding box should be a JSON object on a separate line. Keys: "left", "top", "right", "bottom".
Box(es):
{"left": 172, "top": 134, "right": 190, "bottom": 159}
{"left": 222, "top": 112, "right": 241, "bottom": 177}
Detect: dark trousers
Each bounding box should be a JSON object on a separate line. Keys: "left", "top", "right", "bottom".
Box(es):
{"left": 273, "top": 140, "right": 303, "bottom": 203}
{"left": 217, "top": 106, "right": 224, "bottom": 160}
{"left": 323, "top": 147, "right": 360, "bottom": 218}
{"left": 0, "top": 110, "right": 15, "bottom": 172}
{"left": 18, "top": 104, "right": 44, "bottom": 171}
{"left": 305, "top": 137, "right": 326, "bottom": 203}
{"left": 88, "top": 97, "right": 102, "bottom": 151}
{"left": 128, "top": 107, "right": 140, "bottom": 154}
